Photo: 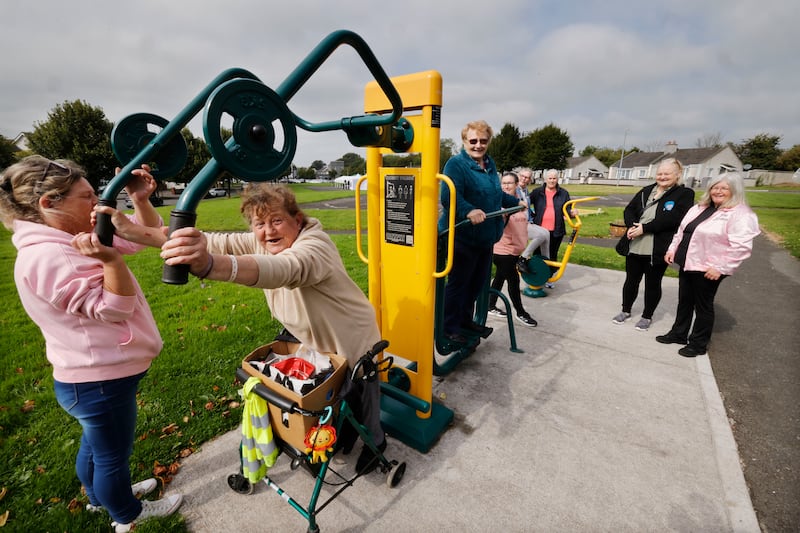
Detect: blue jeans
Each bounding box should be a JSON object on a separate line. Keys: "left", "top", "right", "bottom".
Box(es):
{"left": 54, "top": 371, "right": 147, "bottom": 524}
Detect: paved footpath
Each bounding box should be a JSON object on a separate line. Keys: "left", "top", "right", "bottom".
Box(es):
{"left": 169, "top": 261, "right": 764, "bottom": 532}
{"left": 707, "top": 235, "right": 800, "bottom": 532}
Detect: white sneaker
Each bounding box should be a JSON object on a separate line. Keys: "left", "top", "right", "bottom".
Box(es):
{"left": 131, "top": 478, "right": 158, "bottom": 498}
{"left": 112, "top": 493, "right": 183, "bottom": 532}
{"left": 86, "top": 478, "right": 159, "bottom": 512}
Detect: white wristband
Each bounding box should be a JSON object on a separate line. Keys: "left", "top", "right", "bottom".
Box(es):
{"left": 227, "top": 255, "right": 238, "bottom": 282}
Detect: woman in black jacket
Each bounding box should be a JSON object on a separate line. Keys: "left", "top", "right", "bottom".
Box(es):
{"left": 612, "top": 158, "right": 695, "bottom": 331}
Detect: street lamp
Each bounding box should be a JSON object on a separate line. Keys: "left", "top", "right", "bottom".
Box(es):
{"left": 616, "top": 128, "right": 629, "bottom": 186}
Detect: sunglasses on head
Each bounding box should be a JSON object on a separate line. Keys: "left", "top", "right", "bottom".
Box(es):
{"left": 35, "top": 160, "right": 72, "bottom": 194}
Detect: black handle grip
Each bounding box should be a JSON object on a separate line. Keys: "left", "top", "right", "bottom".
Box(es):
{"left": 94, "top": 199, "right": 118, "bottom": 246}
{"left": 161, "top": 209, "right": 198, "bottom": 285}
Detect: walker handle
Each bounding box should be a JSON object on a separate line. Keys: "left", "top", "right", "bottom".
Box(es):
{"left": 235, "top": 367, "right": 298, "bottom": 413}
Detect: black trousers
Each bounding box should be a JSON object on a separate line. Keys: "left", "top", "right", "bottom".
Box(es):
{"left": 442, "top": 241, "right": 493, "bottom": 335}
{"left": 621, "top": 253, "right": 670, "bottom": 319}
{"left": 488, "top": 254, "right": 527, "bottom": 316}
{"left": 548, "top": 232, "right": 564, "bottom": 273}
{"left": 669, "top": 270, "right": 726, "bottom": 350}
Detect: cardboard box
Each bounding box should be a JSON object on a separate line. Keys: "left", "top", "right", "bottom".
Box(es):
{"left": 242, "top": 341, "right": 347, "bottom": 450}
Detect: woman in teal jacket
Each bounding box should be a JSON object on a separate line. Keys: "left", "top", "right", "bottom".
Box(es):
{"left": 438, "top": 120, "right": 521, "bottom": 344}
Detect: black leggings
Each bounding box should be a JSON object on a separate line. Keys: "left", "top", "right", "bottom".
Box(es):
{"left": 488, "top": 254, "right": 527, "bottom": 316}
{"left": 621, "top": 253, "right": 669, "bottom": 319}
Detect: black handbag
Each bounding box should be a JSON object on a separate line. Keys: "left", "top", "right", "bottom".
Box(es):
{"left": 615, "top": 235, "right": 630, "bottom": 256}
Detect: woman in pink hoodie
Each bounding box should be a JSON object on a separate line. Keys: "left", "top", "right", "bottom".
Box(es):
{"left": 657, "top": 173, "right": 760, "bottom": 357}
{"left": 486, "top": 172, "right": 537, "bottom": 327}
{"left": 0, "top": 156, "right": 182, "bottom": 532}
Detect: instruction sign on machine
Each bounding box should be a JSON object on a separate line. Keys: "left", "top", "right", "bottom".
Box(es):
{"left": 384, "top": 174, "right": 415, "bottom": 246}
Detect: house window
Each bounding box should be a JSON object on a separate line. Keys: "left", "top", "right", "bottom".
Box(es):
{"left": 637, "top": 169, "right": 646, "bottom": 178}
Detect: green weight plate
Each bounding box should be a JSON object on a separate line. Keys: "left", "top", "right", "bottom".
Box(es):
{"left": 111, "top": 113, "right": 188, "bottom": 179}
{"left": 203, "top": 78, "right": 296, "bottom": 181}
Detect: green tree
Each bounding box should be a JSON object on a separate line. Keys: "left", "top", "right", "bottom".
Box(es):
{"left": 310, "top": 160, "right": 325, "bottom": 171}
{"left": 26, "top": 100, "right": 116, "bottom": 188}
{"left": 341, "top": 152, "right": 366, "bottom": 175}
{"left": 439, "top": 138, "right": 457, "bottom": 171}
{"left": 175, "top": 128, "right": 212, "bottom": 185}
{"left": 296, "top": 167, "right": 316, "bottom": 180}
{"left": 488, "top": 123, "right": 523, "bottom": 172}
{"left": 522, "top": 123, "right": 574, "bottom": 171}
{"left": 734, "top": 133, "right": 782, "bottom": 170}
{"left": 579, "top": 145, "right": 599, "bottom": 157}
{"left": 383, "top": 153, "right": 421, "bottom": 168}
{"left": 0, "top": 134, "right": 18, "bottom": 170}
{"left": 775, "top": 144, "right": 800, "bottom": 171}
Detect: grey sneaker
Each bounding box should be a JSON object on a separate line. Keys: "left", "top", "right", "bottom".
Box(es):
{"left": 112, "top": 493, "right": 183, "bottom": 532}
{"left": 86, "top": 478, "right": 158, "bottom": 512}
{"left": 612, "top": 312, "right": 631, "bottom": 324}
{"left": 635, "top": 318, "right": 652, "bottom": 331}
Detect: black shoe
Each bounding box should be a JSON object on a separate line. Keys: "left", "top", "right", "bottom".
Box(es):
{"left": 515, "top": 313, "right": 538, "bottom": 327}
{"left": 487, "top": 307, "right": 507, "bottom": 317}
{"left": 444, "top": 332, "right": 468, "bottom": 345}
{"left": 656, "top": 333, "right": 688, "bottom": 345}
{"left": 356, "top": 440, "right": 387, "bottom": 474}
{"left": 517, "top": 257, "right": 530, "bottom": 274}
{"left": 678, "top": 345, "right": 707, "bottom": 357}
{"left": 461, "top": 322, "right": 493, "bottom": 338}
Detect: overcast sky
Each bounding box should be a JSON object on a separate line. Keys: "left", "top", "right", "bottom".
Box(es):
{"left": 2, "top": 0, "right": 797, "bottom": 172}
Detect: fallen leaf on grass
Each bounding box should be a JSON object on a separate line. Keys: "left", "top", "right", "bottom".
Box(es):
{"left": 0, "top": 487, "right": 6, "bottom": 501}
{"left": 67, "top": 498, "right": 82, "bottom": 512}
{"left": 153, "top": 461, "right": 169, "bottom": 477}
{"left": 0, "top": 509, "right": 9, "bottom": 526}
{"left": 20, "top": 400, "right": 35, "bottom": 413}
{"left": 161, "top": 423, "right": 179, "bottom": 435}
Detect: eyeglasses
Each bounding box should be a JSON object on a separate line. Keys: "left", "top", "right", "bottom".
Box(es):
{"left": 467, "top": 138, "right": 489, "bottom": 145}
{"left": 35, "top": 160, "right": 72, "bottom": 195}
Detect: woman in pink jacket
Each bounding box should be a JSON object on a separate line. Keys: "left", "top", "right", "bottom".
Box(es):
{"left": 487, "top": 172, "right": 537, "bottom": 327}
{"left": 0, "top": 156, "right": 182, "bottom": 532}
{"left": 656, "top": 173, "right": 760, "bottom": 357}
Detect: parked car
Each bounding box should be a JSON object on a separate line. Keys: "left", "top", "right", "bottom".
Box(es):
{"left": 206, "top": 188, "right": 228, "bottom": 198}
{"left": 125, "top": 194, "right": 164, "bottom": 209}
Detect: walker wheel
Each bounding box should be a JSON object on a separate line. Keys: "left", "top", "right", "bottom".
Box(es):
{"left": 387, "top": 461, "right": 406, "bottom": 488}
{"left": 227, "top": 473, "right": 254, "bottom": 495}
{"left": 290, "top": 457, "right": 303, "bottom": 470}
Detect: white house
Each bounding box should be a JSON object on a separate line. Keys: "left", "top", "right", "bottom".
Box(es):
{"left": 564, "top": 155, "right": 609, "bottom": 183}
{"left": 609, "top": 141, "right": 744, "bottom": 188}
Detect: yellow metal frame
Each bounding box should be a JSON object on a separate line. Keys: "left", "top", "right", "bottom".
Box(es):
{"left": 358, "top": 71, "right": 444, "bottom": 419}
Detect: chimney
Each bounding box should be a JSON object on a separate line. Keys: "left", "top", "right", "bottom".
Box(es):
{"left": 664, "top": 140, "right": 678, "bottom": 154}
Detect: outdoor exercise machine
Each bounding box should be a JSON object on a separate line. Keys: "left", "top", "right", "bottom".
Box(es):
{"left": 357, "top": 74, "right": 526, "bottom": 451}
{"left": 519, "top": 196, "right": 599, "bottom": 297}
{"left": 93, "top": 29, "right": 411, "bottom": 286}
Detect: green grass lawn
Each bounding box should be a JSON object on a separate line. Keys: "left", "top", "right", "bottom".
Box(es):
{"left": 0, "top": 182, "right": 796, "bottom": 532}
